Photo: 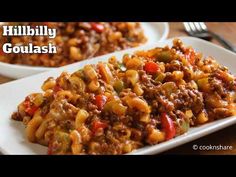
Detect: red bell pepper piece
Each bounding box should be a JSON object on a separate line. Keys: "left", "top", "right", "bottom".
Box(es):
{"left": 144, "top": 61, "right": 159, "bottom": 74}
{"left": 92, "top": 120, "right": 108, "bottom": 133}
{"left": 91, "top": 23, "right": 104, "bottom": 33}
{"left": 95, "top": 95, "right": 107, "bottom": 110}
{"left": 161, "top": 113, "right": 176, "bottom": 140}
{"left": 23, "top": 96, "right": 38, "bottom": 116}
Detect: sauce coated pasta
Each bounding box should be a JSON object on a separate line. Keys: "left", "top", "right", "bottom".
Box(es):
{"left": 12, "top": 39, "right": 236, "bottom": 154}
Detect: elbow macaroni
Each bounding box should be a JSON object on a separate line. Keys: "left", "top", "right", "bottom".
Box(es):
{"left": 26, "top": 110, "right": 43, "bottom": 142}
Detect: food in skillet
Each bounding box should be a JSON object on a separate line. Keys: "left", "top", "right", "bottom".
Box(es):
{"left": 0, "top": 22, "right": 147, "bottom": 67}
{"left": 12, "top": 39, "right": 236, "bottom": 155}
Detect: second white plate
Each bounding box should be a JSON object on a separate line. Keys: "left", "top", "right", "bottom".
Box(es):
{"left": 0, "top": 22, "right": 169, "bottom": 79}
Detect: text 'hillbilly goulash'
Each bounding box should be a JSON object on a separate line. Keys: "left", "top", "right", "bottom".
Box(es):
{"left": 0, "top": 22, "right": 147, "bottom": 67}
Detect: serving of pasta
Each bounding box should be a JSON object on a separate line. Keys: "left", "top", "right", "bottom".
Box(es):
{"left": 0, "top": 22, "right": 147, "bottom": 67}
{"left": 11, "top": 39, "right": 236, "bottom": 155}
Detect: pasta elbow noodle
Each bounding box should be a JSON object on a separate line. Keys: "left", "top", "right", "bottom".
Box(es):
{"left": 98, "top": 63, "right": 114, "bottom": 84}
{"left": 68, "top": 76, "right": 86, "bottom": 92}
{"left": 41, "top": 78, "right": 56, "bottom": 91}
{"left": 69, "top": 46, "right": 82, "bottom": 61}
{"left": 126, "top": 97, "right": 150, "bottom": 113}
{"left": 84, "top": 65, "right": 98, "bottom": 80}
{"left": 126, "top": 57, "right": 143, "bottom": 69}
{"left": 133, "top": 83, "right": 144, "bottom": 96}
{"left": 75, "top": 109, "right": 89, "bottom": 129}
{"left": 70, "top": 130, "right": 83, "bottom": 154}
{"left": 57, "top": 90, "right": 73, "bottom": 101}
{"left": 35, "top": 120, "right": 48, "bottom": 140}
{"left": 26, "top": 111, "right": 43, "bottom": 142}
{"left": 88, "top": 142, "right": 100, "bottom": 153}
{"left": 147, "top": 129, "right": 165, "bottom": 144}
{"left": 126, "top": 70, "right": 139, "bottom": 86}
{"left": 88, "top": 80, "right": 100, "bottom": 92}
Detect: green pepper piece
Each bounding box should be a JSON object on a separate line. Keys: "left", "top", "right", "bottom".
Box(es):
{"left": 113, "top": 80, "right": 124, "bottom": 93}
{"left": 157, "top": 51, "right": 172, "bottom": 63}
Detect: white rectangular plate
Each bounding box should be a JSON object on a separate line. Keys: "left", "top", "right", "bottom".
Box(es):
{"left": 0, "top": 36, "right": 236, "bottom": 155}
